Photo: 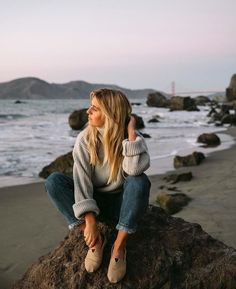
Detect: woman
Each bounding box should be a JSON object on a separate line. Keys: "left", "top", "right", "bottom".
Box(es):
{"left": 45, "top": 88, "right": 151, "bottom": 283}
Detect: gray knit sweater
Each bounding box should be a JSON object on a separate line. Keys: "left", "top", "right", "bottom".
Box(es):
{"left": 72, "top": 127, "right": 150, "bottom": 219}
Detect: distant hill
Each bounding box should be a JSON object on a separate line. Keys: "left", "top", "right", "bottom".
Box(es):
{"left": 0, "top": 77, "right": 157, "bottom": 100}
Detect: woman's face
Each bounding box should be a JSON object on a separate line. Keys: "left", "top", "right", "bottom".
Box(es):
{"left": 87, "top": 96, "right": 105, "bottom": 127}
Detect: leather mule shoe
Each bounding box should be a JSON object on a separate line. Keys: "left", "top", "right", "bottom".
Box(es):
{"left": 85, "top": 236, "right": 107, "bottom": 273}
{"left": 107, "top": 249, "right": 127, "bottom": 283}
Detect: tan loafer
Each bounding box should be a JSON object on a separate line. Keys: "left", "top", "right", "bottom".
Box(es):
{"left": 107, "top": 249, "right": 127, "bottom": 283}
{"left": 84, "top": 235, "right": 106, "bottom": 273}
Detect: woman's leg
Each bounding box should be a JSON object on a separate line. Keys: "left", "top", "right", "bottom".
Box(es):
{"left": 45, "top": 172, "right": 83, "bottom": 228}
{"left": 113, "top": 173, "right": 151, "bottom": 257}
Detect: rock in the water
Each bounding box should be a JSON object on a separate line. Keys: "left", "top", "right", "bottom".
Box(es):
{"left": 68, "top": 109, "right": 88, "bottom": 130}
{"left": 39, "top": 151, "right": 73, "bottom": 179}
{"left": 174, "top": 151, "right": 205, "bottom": 168}
{"left": 194, "top": 95, "right": 211, "bottom": 106}
{"left": 226, "top": 74, "right": 236, "bottom": 102}
{"left": 170, "top": 96, "right": 199, "bottom": 111}
{"left": 163, "top": 172, "right": 193, "bottom": 184}
{"left": 197, "top": 133, "right": 221, "bottom": 147}
{"left": 148, "top": 118, "right": 160, "bottom": 123}
{"left": 221, "top": 114, "right": 236, "bottom": 126}
{"left": 156, "top": 192, "right": 191, "bottom": 214}
{"left": 131, "top": 113, "right": 145, "bottom": 129}
{"left": 12, "top": 206, "right": 236, "bottom": 289}
{"left": 146, "top": 92, "right": 170, "bottom": 107}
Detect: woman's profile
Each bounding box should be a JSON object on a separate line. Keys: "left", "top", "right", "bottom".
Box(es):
{"left": 45, "top": 88, "right": 151, "bottom": 283}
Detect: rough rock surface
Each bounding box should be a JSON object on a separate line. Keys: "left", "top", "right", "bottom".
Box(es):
{"left": 69, "top": 109, "right": 88, "bottom": 130}
{"left": 163, "top": 172, "right": 193, "bottom": 184}
{"left": 174, "top": 151, "right": 205, "bottom": 168}
{"left": 194, "top": 95, "right": 211, "bottom": 106}
{"left": 170, "top": 96, "right": 199, "bottom": 111}
{"left": 39, "top": 151, "right": 73, "bottom": 179}
{"left": 146, "top": 92, "right": 170, "bottom": 107}
{"left": 156, "top": 192, "right": 191, "bottom": 214}
{"left": 197, "top": 133, "right": 221, "bottom": 147}
{"left": 12, "top": 206, "right": 236, "bottom": 289}
{"left": 226, "top": 74, "right": 236, "bottom": 102}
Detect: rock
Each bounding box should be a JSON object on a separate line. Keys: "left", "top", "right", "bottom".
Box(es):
{"left": 221, "top": 114, "right": 236, "bottom": 126}
{"left": 163, "top": 172, "right": 193, "bottom": 184}
{"left": 170, "top": 96, "right": 199, "bottom": 111}
{"left": 68, "top": 109, "right": 88, "bottom": 130}
{"left": 174, "top": 151, "right": 205, "bottom": 168}
{"left": 132, "top": 113, "right": 145, "bottom": 129}
{"left": 12, "top": 205, "right": 236, "bottom": 289}
{"left": 207, "top": 107, "right": 217, "bottom": 117}
{"left": 14, "top": 100, "right": 26, "bottom": 104}
{"left": 197, "top": 133, "right": 221, "bottom": 147}
{"left": 226, "top": 74, "right": 236, "bottom": 102}
{"left": 195, "top": 95, "right": 211, "bottom": 106}
{"left": 131, "top": 102, "right": 141, "bottom": 106}
{"left": 156, "top": 192, "right": 191, "bottom": 214}
{"left": 148, "top": 118, "right": 160, "bottom": 123}
{"left": 138, "top": 132, "right": 151, "bottom": 138}
{"left": 146, "top": 92, "right": 170, "bottom": 107}
{"left": 39, "top": 151, "right": 73, "bottom": 179}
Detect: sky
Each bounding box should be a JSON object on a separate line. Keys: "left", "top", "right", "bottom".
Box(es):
{"left": 0, "top": 0, "right": 236, "bottom": 94}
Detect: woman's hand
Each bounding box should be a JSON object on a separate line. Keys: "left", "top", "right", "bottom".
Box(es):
{"left": 127, "top": 115, "right": 137, "bottom": 141}
{"left": 84, "top": 212, "right": 99, "bottom": 248}
{"left": 84, "top": 222, "right": 100, "bottom": 248}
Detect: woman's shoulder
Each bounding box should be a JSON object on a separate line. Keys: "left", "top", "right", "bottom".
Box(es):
{"left": 74, "top": 127, "right": 89, "bottom": 148}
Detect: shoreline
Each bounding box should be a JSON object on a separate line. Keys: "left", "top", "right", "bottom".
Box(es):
{"left": 0, "top": 127, "right": 236, "bottom": 288}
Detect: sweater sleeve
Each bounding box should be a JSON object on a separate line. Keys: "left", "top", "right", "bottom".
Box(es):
{"left": 72, "top": 132, "right": 100, "bottom": 219}
{"left": 122, "top": 134, "right": 150, "bottom": 176}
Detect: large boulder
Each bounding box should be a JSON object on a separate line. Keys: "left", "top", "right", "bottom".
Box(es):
{"left": 12, "top": 206, "right": 236, "bottom": 289}
{"left": 221, "top": 114, "right": 236, "bottom": 126}
{"left": 195, "top": 95, "right": 211, "bottom": 106}
{"left": 197, "top": 133, "right": 221, "bottom": 147}
{"left": 174, "top": 151, "right": 205, "bottom": 168}
{"left": 170, "top": 96, "right": 199, "bottom": 111}
{"left": 146, "top": 92, "right": 170, "bottom": 107}
{"left": 39, "top": 151, "right": 73, "bottom": 179}
{"left": 68, "top": 109, "right": 88, "bottom": 130}
{"left": 226, "top": 74, "right": 236, "bottom": 102}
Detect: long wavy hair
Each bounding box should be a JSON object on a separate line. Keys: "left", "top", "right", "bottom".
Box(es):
{"left": 85, "top": 88, "right": 132, "bottom": 184}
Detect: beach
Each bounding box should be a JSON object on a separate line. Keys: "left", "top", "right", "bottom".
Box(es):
{"left": 0, "top": 127, "right": 236, "bottom": 289}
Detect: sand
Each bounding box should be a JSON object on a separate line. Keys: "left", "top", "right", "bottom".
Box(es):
{"left": 0, "top": 127, "right": 236, "bottom": 289}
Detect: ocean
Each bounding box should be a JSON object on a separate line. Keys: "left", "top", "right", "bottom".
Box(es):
{"left": 0, "top": 99, "right": 234, "bottom": 187}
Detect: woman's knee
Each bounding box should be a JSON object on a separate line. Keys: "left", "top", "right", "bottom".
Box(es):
{"left": 125, "top": 174, "right": 151, "bottom": 192}
{"left": 45, "top": 172, "right": 65, "bottom": 195}
{"left": 124, "top": 173, "right": 151, "bottom": 200}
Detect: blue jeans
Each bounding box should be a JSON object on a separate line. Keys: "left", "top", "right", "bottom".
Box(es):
{"left": 45, "top": 172, "right": 151, "bottom": 233}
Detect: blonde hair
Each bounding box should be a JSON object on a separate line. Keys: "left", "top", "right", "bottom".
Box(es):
{"left": 86, "top": 88, "right": 132, "bottom": 184}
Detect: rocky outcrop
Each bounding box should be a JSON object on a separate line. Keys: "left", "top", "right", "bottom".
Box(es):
{"left": 146, "top": 92, "right": 170, "bottom": 107}
{"left": 156, "top": 192, "right": 191, "bottom": 214}
{"left": 221, "top": 114, "right": 236, "bottom": 125}
{"left": 226, "top": 74, "right": 236, "bottom": 102}
{"left": 132, "top": 113, "right": 145, "bottom": 129}
{"left": 197, "top": 133, "right": 221, "bottom": 147}
{"left": 39, "top": 151, "right": 73, "bottom": 179}
{"left": 170, "top": 96, "right": 199, "bottom": 111}
{"left": 194, "top": 95, "right": 211, "bottom": 106}
{"left": 68, "top": 109, "right": 88, "bottom": 130}
{"left": 174, "top": 151, "right": 205, "bottom": 168}
{"left": 12, "top": 205, "right": 236, "bottom": 289}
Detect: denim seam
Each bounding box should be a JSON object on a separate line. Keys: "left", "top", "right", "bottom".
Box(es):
{"left": 116, "top": 222, "right": 137, "bottom": 234}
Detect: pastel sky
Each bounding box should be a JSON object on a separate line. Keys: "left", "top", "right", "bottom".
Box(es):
{"left": 1, "top": 0, "right": 235, "bottom": 94}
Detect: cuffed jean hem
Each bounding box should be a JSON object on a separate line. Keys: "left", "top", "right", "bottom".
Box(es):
{"left": 116, "top": 223, "right": 137, "bottom": 234}
{"left": 68, "top": 219, "right": 84, "bottom": 230}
